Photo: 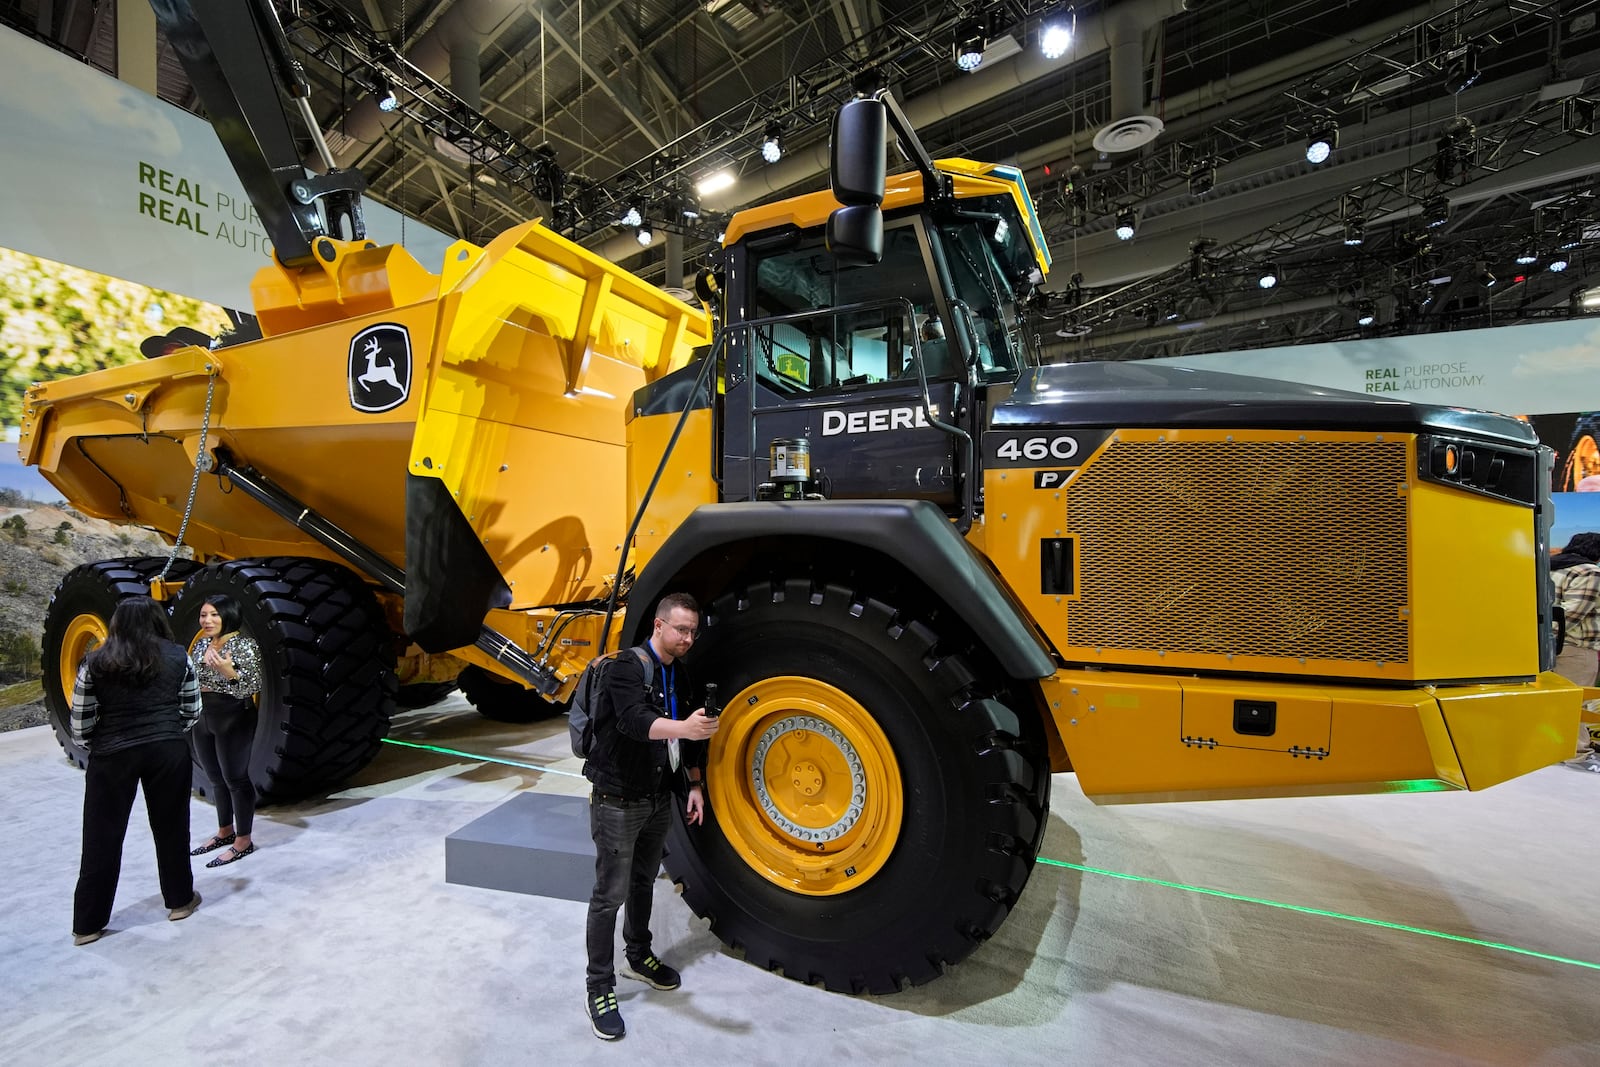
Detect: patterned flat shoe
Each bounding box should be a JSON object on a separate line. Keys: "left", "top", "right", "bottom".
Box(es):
{"left": 205, "top": 842, "right": 256, "bottom": 868}
{"left": 190, "top": 833, "right": 236, "bottom": 856}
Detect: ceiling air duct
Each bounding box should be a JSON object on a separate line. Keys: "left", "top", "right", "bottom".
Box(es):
{"left": 1092, "top": 7, "right": 1164, "bottom": 153}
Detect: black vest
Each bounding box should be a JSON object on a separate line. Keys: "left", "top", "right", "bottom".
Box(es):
{"left": 88, "top": 642, "right": 190, "bottom": 756}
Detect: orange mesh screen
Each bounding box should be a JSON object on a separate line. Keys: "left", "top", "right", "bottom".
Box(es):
{"left": 1066, "top": 438, "right": 1410, "bottom": 664}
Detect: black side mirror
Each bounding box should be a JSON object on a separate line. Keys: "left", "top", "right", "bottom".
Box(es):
{"left": 826, "top": 205, "right": 883, "bottom": 266}
{"left": 831, "top": 98, "right": 887, "bottom": 205}
{"left": 828, "top": 97, "right": 887, "bottom": 265}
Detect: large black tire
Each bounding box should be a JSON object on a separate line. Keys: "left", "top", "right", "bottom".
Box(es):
{"left": 665, "top": 579, "right": 1051, "bottom": 994}
{"left": 41, "top": 556, "right": 198, "bottom": 768}
{"left": 169, "top": 558, "right": 395, "bottom": 803}
{"left": 457, "top": 665, "right": 563, "bottom": 723}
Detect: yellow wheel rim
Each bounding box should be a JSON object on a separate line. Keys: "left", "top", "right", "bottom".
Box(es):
{"left": 707, "top": 675, "right": 903, "bottom": 896}
{"left": 58, "top": 613, "right": 108, "bottom": 702}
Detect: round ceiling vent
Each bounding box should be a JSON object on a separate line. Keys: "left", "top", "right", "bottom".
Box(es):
{"left": 1093, "top": 115, "right": 1165, "bottom": 154}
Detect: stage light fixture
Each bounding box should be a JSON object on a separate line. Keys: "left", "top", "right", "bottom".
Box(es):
{"left": 1258, "top": 262, "right": 1281, "bottom": 289}
{"left": 1423, "top": 195, "right": 1451, "bottom": 229}
{"left": 1445, "top": 46, "right": 1481, "bottom": 94}
{"left": 376, "top": 79, "right": 399, "bottom": 113}
{"left": 760, "top": 122, "right": 783, "bottom": 164}
{"left": 1477, "top": 260, "right": 1497, "bottom": 288}
{"left": 1040, "top": 13, "right": 1072, "bottom": 60}
{"left": 1306, "top": 123, "right": 1338, "bottom": 165}
{"left": 1550, "top": 254, "right": 1571, "bottom": 272}
{"left": 1188, "top": 160, "right": 1215, "bottom": 196}
{"left": 1356, "top": 300, "right": 1377, "bottom": 327}
{"left": 619, "top": 204, "right": 643, "bottom": 228}
{"left": 696, "top": 171, "right": 735, "bottom": 196}
{"left": 1341, "top": 193, "right": 1365, "bottom": 246}
{"left": 955, "top": 21, "right": 986, "bottom": 72}
{"left": 1114, "top": 206, "right": 1138, "bottom": 240}
{"left": 635, "top": 225, "right": 654, "bottom": 247}
{"left": 680, "top": 192, "right": 701, "bottom": 219}
{"left": 1558, "top": 223, "right": 1584, "bottom": 251}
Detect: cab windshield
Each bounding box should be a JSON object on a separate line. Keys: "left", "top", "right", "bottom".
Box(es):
{"left": 931, "top": 193, "right": 1037, "bottom": 379}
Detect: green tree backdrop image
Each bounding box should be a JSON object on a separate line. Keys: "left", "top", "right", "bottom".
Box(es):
{"left": 0, "top": 246, "right": 233, "bottom": 426}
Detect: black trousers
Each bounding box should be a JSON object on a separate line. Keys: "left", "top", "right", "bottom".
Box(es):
{"left": 73, "top": 738, "right": 194, "bottom": 936}
{"left": 190, "top": 692, "right": 257, "bottom": 835}
{"left": 585, "top": 790, "right": 672, "bottom": 994}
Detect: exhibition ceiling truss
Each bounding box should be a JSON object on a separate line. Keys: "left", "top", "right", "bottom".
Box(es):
{"left": 6, "top": 0, "right": 1600, "bottom": 360}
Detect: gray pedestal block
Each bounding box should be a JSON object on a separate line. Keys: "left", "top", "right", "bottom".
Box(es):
{"left": 445, "top": 791, "right": 594, "bottom": 902}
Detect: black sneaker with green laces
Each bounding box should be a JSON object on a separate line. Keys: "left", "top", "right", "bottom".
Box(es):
{"left": 587, "top": 990, "right": 625, "bottom": 1040}
{"left": 621, "top": 954, "right": 681, "bottom": 991}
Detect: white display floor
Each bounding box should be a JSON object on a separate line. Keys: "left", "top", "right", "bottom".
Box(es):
{"left": 3, "top": 694, "right": 1596, "bottom": 1065}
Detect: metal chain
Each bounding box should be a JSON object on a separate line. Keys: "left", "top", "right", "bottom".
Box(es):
{"left": 158, "top": 365, "right": 219, "bottom": 583}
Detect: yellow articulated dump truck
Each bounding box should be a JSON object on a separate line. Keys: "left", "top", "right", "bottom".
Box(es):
{"left": 18, "top": 1, "right": 1580, "bottom": 994}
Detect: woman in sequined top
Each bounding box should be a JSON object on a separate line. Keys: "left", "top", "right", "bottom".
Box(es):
{"left": 186, "top": 594, "right": 264, "bottom": 867}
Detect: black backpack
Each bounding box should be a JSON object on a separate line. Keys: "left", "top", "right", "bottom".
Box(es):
{"left": 568, "top": 646, "right": 653, "bottom": 759}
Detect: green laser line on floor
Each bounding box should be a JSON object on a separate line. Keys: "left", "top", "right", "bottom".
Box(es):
{"left": 380, "top": 738, "right": 1597, "bottom": 973}
{"left": 1037, "top": 856, "right": 1600, "bottom": 972}
{"left": 380, "top": 736, "right": 586, "bottom": 779}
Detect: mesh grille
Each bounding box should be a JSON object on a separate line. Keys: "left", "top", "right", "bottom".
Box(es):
{"left": 1067, "top": 438, "right": 1410, "bottom": 664}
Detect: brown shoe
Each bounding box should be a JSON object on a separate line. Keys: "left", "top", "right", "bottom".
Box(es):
{"left": 72, "top": 930, "right": 104, "bottom": 946}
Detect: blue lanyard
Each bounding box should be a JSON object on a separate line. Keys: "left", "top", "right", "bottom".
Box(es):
{"left": 645, "top": 645, "right": 678, "bottom": 720}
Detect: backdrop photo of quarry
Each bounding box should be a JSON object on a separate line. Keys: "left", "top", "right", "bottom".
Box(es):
{"left": 1, "top": 246, "right": 226, "bottom": 731}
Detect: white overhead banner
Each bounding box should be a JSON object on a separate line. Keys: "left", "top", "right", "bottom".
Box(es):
{"left": 1145, "top": 317, "right": 1600, "bottom": 417}
{"left": 0, "top": 26, "right": 453, "bottom": 312}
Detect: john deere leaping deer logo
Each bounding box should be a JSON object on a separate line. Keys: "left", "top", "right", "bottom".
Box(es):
{"left": 347, "top": 324, "right": 412, "bottom": 413}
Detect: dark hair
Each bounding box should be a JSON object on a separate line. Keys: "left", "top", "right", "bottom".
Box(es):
{"left": 87, "top": 596, "right": 175, "bottom": 685}
{"left": 202, "top": 594, "right": 244, "bottom": 634}
{"left": 655, "top": 592, "right": 700, "bottom": 619}
{"left": 1564, "top": 532, "right": 1600, "bottom": 562}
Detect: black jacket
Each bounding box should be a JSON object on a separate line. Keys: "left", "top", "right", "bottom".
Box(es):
{"left": 584, "top": 644, "right": 707, "bottom": 798}
{"left": 83, "top": 643, "right": 194, "bottom": 756}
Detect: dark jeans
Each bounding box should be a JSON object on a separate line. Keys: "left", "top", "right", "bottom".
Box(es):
{"left": 190, "top": 692, "right": 257, "bottom": 835}
{"left": 73, "top": 738, "right": 194, "bottom": 935}
{"left": 585, "top": 790, "right": 672, "bottom": 993}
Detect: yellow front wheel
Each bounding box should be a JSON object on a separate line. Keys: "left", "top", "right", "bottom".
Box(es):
{"left": 664, "top": 578, "right": 1051, "bottom": 994}
{"left": 40, "top": 558, "right": 195, "bottom": 767}
{"left": 709, "top": 675, "right": 903, "bottom": 895}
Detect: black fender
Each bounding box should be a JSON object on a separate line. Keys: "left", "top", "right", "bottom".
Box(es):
{"left": 623, "top": 499, "right": 1055, "bottom": 679}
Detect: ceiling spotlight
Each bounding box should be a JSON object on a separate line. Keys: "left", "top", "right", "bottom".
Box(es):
{"left": 1188, "top": 160, "right": 1216, "bottom": 196}
{"left": 1040, "top": 16, "right": 1072, "bottom": 60}
{"left": 1258, "top": 262, "right": 1281, "bottom": 289}
{"left": 954, "top": 21, "right": 986, "bottom": 72}
{"left": 1341, "top": 193, "right": 1365, "bottom": 246}
{"left": 635, "top": 226, "right": 653, "bottom": 247}
{"left": 1550, "top": 254, "right": 1571, "bottom": 272}
{"left": 1114, "top": 206, "right": 1138, "bottom": 240}
{"left": 375, "top": 79, "right": 399, "bottom": 113}
{"left": 1306, "top": 123, "right": 1338, "bottom": 165}
{"left": 760, "top": 121, "right": 783, "bottom": 164}
{"left": 619, "top": 204, "right": 643, "bottom": 228}
{"left": 1423, "top": 194, "right": 1451, "bottom": 229}
{"left": 1356, "top": 300, "right": 1377, "bottom": 327}
{"left": 1189, "top": 239, "right": 1216, "bottom": 282}
{"left": 680, "top": 192, "right": 701, "bottom": 219}
{"left": 1444, "top": 45, "right": 1481, "bottom": 95}
{"left": 1477, "top": 260, "right": 1497, "bottom": 288}
{"left": 696, "top": 170, "right": 735, "bottom": 196}
{"left": 1558, "top": 223, "right": 1585, "bottom": 251}
{"left": 1515, "top": 249, "right": 1539, "bottom": 265}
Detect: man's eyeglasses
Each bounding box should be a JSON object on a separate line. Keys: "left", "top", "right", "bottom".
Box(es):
{"left": 665, "top": 623, "right": 698, "bottom": 638}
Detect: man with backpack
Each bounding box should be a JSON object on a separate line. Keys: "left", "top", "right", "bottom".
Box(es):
{"left": 583, "top": 592, "right": 719, "bottom": 1041}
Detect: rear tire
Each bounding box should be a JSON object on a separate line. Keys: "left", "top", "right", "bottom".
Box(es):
{"left": 40, "top": 556, "right": 197, "bottom": 768}
{"left": 169, "top": 558, "right": 395, "bottom": 803}
{"left": 666, "top": 578, "right": 1050, "bottom": 993}
{"left": 457, "top": 665, "right": 562, "bottom": 723}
